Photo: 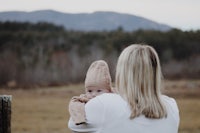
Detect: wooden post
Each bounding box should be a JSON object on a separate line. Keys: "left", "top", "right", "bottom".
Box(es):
{"left": 0, "top": 95, "right": 12, "bottom": 133}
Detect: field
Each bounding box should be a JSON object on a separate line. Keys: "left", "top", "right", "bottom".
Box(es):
{"left": 0, "top": 80, "right": 200, "bottom": 133}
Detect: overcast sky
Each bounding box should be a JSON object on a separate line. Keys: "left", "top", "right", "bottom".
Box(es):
{"left": 0, "top": 0, "right": 200, "bottom": 31}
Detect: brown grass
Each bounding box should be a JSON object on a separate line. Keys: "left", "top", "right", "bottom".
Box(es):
{"left": 177, "top": 98, "right": 200, "bottom": 133}
{"left": 0, "top": 80, "right": 200, "bottom": 133}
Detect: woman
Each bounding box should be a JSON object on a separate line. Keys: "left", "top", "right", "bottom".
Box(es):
{"left": 68, "top": 44, "right": 180, "bottom": 133}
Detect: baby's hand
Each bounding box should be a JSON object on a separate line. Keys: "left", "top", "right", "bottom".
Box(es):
{"left": 78, "top": 94, "right": 91, "bottom": 103}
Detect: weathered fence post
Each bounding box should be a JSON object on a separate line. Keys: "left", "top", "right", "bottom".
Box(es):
{"left": 0, "top": 95, "right": 12, "bottom": 133}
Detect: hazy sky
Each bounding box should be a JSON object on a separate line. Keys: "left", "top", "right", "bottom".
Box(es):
{"left": 0, "top": 0, "right": 200, "bottom": 30}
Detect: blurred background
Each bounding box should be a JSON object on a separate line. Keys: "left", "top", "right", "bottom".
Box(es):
{"left": 0, "top": 0, "right": 199, "bottom": 133}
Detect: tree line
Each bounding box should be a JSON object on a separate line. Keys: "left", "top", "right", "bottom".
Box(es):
{"left": 0, "top": 22, "right": 199, "bottom": 88}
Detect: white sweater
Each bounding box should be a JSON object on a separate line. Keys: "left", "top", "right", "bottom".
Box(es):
{"left": 68, "top": 93, "right": 179, "bottom": 133}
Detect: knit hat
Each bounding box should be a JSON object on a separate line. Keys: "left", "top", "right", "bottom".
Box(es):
{"left": 85, "top": 60, "right": 112, "bottom": 91}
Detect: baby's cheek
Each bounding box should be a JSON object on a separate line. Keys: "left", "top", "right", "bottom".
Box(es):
{"left": 86, "top": 93, "right": 92, "bottom": 98}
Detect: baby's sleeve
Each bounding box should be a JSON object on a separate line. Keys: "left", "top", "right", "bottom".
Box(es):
{"left": 68, "top": 96, "right": 105, "bottom": 132}
{"left": 69, "top": 96, "right": 87, "bottom": 125}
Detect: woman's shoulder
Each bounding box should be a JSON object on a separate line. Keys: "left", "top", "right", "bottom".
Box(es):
{"left": 96, "top": 93, "right": 125, "bottom": 105}
{"left": 86, "top": 93, "right": 122, "bottom": 104}
{"left": 97, "top": 93, "right": 122, "bottom": 99}
{"left": 85, "top": 93, "right": 126, "bottom": 111}
{"left": 161, "top": 95, "right": 178, "bottom": 107}
{"left": 161, "top": 95, "right": 178, "bottom": 108}
{"left": 161, "top": 95, "right": 179, "bottom": 124}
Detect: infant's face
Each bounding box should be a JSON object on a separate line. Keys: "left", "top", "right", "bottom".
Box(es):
{"left": 86, "top": 87, "right": 109, "bottom": 98}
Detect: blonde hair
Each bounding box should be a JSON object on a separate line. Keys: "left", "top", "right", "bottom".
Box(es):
{"left": 115, "top": 44, "right": 167, "bottom": 119}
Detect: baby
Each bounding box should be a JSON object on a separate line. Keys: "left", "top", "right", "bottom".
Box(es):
{"left": 69, "top": 60, "right": 112, "bottom": 125}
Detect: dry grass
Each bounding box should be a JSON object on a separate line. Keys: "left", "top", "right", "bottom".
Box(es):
{"left": 0, "top": 84, "right": 85, "bottom": 133}
{"left": 0, "top": 80, "right": 200, "bottom": 133}
{"left": 177, "top": 98, "right": 200, "bottom": 133}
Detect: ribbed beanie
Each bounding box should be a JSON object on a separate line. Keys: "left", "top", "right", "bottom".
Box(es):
{"left": 85, "top": 60, "right": 112, "bottom": 91}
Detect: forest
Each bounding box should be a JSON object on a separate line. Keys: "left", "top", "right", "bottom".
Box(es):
{"left": 0, "top": 21, "right": 199, "bottom": 87}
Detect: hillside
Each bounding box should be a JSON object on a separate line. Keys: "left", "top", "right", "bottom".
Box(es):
{"left": 0, "top": 10, "right": 171, "bottom": 31}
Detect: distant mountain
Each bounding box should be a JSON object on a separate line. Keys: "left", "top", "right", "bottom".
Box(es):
{"left": 0, "top": 10, "right": 172, "bottom": 31}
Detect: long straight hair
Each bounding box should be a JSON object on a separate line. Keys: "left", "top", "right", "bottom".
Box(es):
{"left": 115, "top": 44, "right": 167, "bottom": 119}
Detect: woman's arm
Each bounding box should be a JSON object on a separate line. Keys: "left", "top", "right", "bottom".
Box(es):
{"left": 68, "top": 96, "right": 105, "bottom": 132}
